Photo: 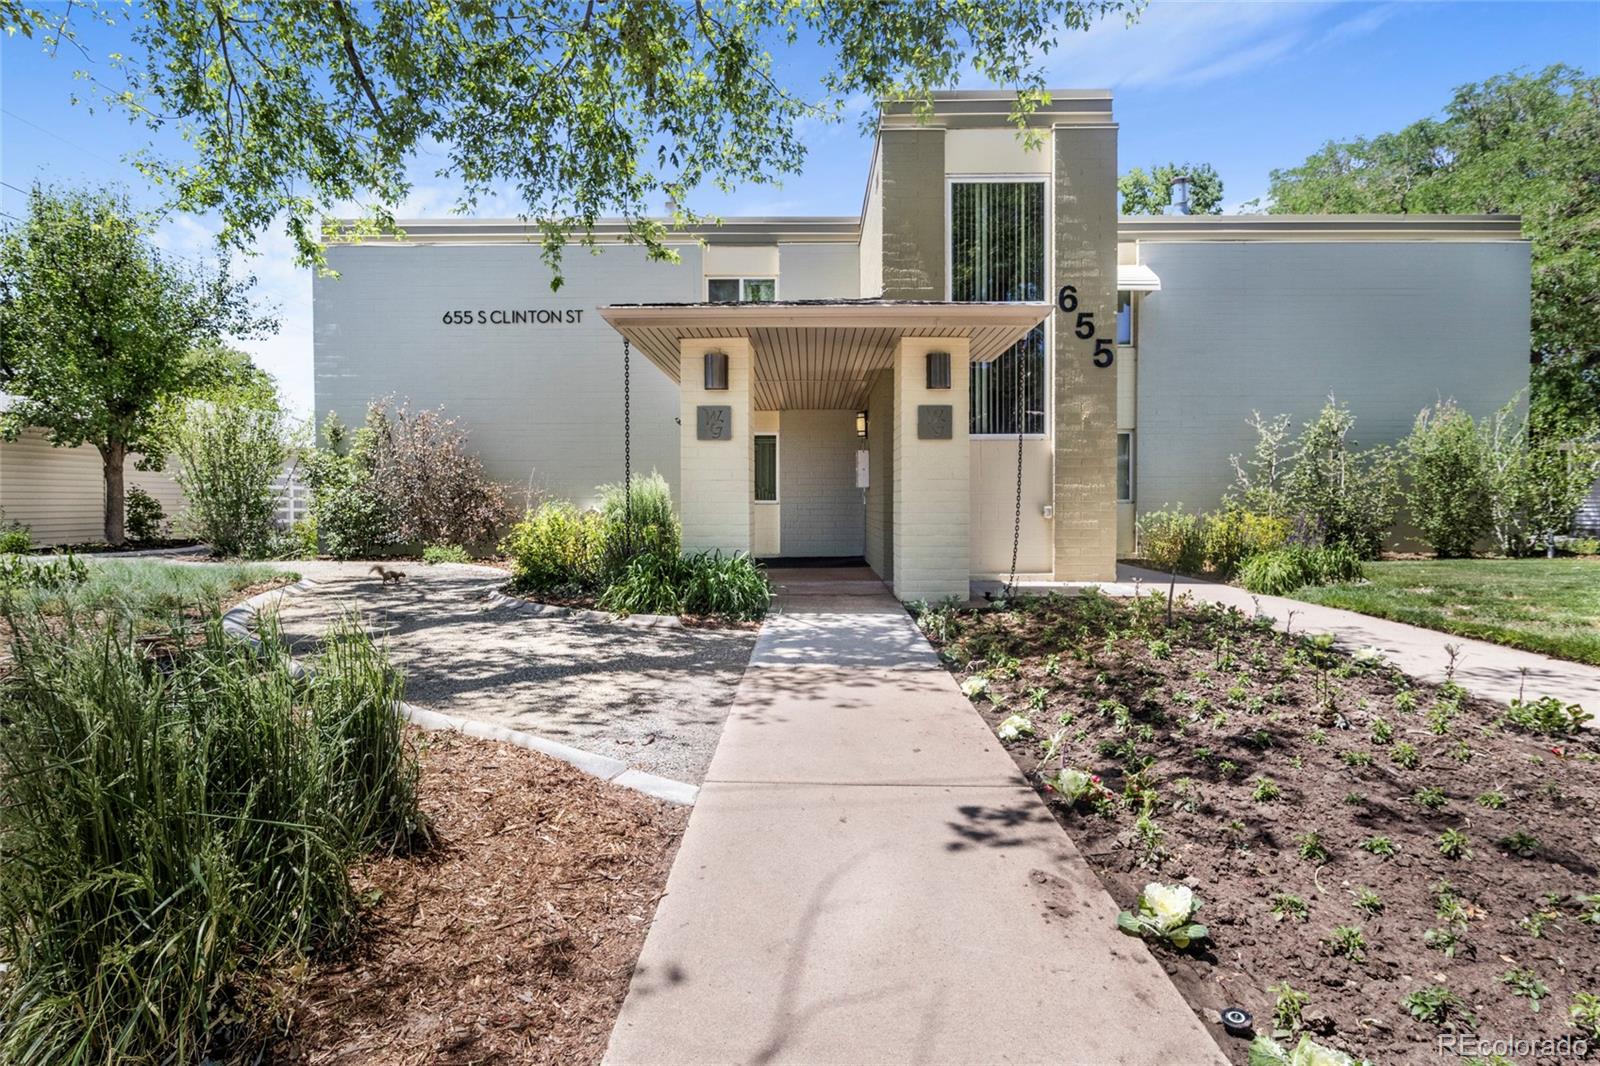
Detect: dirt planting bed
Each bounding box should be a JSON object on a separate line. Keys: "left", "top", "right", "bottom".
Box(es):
{"left": 922, "top": 591, "right": 1599, "bottom": 1065}
{"left": 275, "top": 728, "right": 686, "bottom": 1065}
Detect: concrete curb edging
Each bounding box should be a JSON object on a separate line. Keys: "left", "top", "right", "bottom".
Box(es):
{"left": 218, "top": 575, "right": 700, "bottom": 806}
{"left": 485, "top": 589, "right": 682, "bottom": 629}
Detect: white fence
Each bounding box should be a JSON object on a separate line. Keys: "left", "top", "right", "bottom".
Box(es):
{"left": 271, "top": 466, "right": 309, "bottom": 529}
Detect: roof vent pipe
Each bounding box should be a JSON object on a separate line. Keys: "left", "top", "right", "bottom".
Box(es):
{"left": 1168, "top": 174, "right": 1192, "bottom": 216}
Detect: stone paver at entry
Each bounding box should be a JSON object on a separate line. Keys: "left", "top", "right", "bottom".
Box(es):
{"left": 604, "top": 567, "right": 1226, "bottom": 1066}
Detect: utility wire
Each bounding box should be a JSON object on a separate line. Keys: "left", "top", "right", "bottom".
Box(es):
{"left": 1, "top": 107, "right": 122, "bottom": 168}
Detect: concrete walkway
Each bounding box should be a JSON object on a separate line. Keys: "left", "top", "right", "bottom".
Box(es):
{"left": 605, "top": 567, "right": 1225, "bottom": 1066}
{"left": 1115, "top": 564, "right": 1600, "bottom": 713}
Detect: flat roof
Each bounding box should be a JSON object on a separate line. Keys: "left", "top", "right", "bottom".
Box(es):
{"left": 331, "top": 213, "right": 1523, "bottom": 246}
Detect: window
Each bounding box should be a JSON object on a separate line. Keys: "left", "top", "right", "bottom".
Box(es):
{"left": 1117, "top": 431, "right": 1134, "bottom": 503}
{"left": 1116, "top": 290, "right": 1134, "bottom": 346}
{"left": 950, "top": 180, "right": 1046, "bottom": 434}
{"left": 754, "top": 434, "right": 778, "bottom": 502}
{"left": 708, "top": 277, "right": 776, "bottom": 303}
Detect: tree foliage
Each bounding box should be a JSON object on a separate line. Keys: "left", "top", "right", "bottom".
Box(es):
{"left": 1266, "top": 66, "right": 1600, "bottom": 433}
{"left": 0, "top": 185, "right": 273, "bottom": 544}
{"left": 4, "top": 0, "right": 1138, "bottom": 285}
{"left": 173, "top": 397, "right": 289, "bottom": 559}
{"left": 1118, "top": 162, "right": 1224, "bottom": 215}
{"left": 1400, "top": 401, "right": 1493, "bottom": 558}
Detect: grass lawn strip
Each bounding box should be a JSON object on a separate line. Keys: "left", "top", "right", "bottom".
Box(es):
{"left": 275, "top": 728, "right": 687, "bottom": 1065}
{"left": 923, "top": 591, "right": 1599, "bottom": 1065}
{"left": 1294, "top": 558, "right": 1600, "bottom": 667}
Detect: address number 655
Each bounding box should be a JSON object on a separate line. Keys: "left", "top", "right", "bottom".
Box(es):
{"left": 1057, "top": 285, "right": 1115, "bottom": 368}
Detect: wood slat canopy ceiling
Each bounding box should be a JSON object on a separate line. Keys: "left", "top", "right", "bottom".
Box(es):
{"left": 599, "top": 301, "right": 1052, "bottom": 411}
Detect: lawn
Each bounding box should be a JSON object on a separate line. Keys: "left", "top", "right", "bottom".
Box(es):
{"left": 3, "top": 558, "right": 291, "bottom": 620}
{"left": 1292, "top": 557, "right": 1600, "bottom": 667}
{"left": 922, "top": 591, "right": 1600, "bottom": 1065}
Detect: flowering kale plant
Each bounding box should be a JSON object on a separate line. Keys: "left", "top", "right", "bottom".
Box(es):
{"left": 1040, "top": 768, "right": 1114, "bottom": 809}
{"left": 1116, "top": 882, "right": 1208, "bottom": 949}
{"left": 1248, "top": 1034, "right": 1371, "bottom": 1066}
{"left": 996, "top": 714, "right": 1035, "bottom": 740}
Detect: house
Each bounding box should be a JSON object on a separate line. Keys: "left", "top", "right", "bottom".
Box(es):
{"left": 313, "top": 89, "right": 1530, "bottom": 600}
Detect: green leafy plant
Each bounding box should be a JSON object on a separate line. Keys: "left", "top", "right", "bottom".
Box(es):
{"left": 1271, "top": 894, "right": 1310, "bottom": 923}
{"left": 1238, "top": 544, "right": 1365, "bottom": 597}
{"left": 0, "top": 516, "right": 33, "bottom": 554}
{"left": 1116, "top": 882, "right": 1207, "bottom": 949}
{"left": 1500, "top": 967, "right": 1549, "bottom": 1012}
{"left": 1040, "top": 768, "right": 1113, "bottom": 811}
{"left": 1252, "top": 776, "right": 1282, "bottom": 803}
{"left": 996, "top": 714, "right": 1035, "bottom": 741}
{"left": 1369, "top": 716, "right": 1392, "bottom": 745}
{"left": 1295, "top": 831, "right": 1330, "bottom": 864}
{"left": 1497, "top": 831, "right": 1541, "bottom": 858}
{"left": 1359, "top": 836, "right": 1396, "bottom": 858}
{"left": 1434, "top": 881, "right": 1472, "bottom": 924}
{"left": 1324, "top": 925, "right": 1367, "bottom": 963}
{"left": 1413, "top": 786, "right": 1448, "bottom": 810}
{"left": 1504, "top": 695, "right": 1592, "bottom": 736}
{"left": 123, "top": 485, "right": 168, "bottom": 544}
{"left": 1341, "top": 750, "right": 1372, "bottom": 768}
{"left": 1403, "top": 985, "right": 1474, "bottom": 1027}
{"left": 1424, "top": 926, "right": 1467, "bottom": 959}
{"left": 1247, "top": 1033, "right": 1365, "bottom": 1066}
{"left": 502, "top": 501, "right": 607, "bottom": 593}
{"left": 1269, "top": 980, "right": 1309, "bottom": 1036}
{"left": 422, "top": 543, "right": 471, "bottom": 564}
{"left": 1395, "top": 689, "right": 1418, "bottom": 714}
{"left": 1400, "top": 399, "right": 1494, "bottom": 558}
{"left": 1352, "top": 889, "right": 1383, "bottom": 916}
{"left": 1437, "top": 828, "right": 1471, "bottom": 859}
{"left": 1476, "top": 789, "right": 1507, "bottom": 810}
{"left": 173, "top": 397, "right": 290, "bottom": 558}
{"left": 1571, "top": 992, "right": 1600, "bottom": 1042}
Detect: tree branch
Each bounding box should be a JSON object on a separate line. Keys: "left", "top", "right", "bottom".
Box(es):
{"left": 330, "top": 0, "right": 386, "bottom": 119}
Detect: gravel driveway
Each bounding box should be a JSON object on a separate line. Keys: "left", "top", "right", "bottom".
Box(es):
{"left": 259, "top": 561, "right": 756, "bottom": 784}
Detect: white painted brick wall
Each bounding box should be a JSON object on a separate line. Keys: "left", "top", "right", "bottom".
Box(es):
{"left": 893, "top": 338, "right": 971, "bottom": 601}
{"left": 1136, "top": 240, "right": 1531, "bottom": 519}
{"left": 679, "top": 339, "right": 753, "bottom": 555}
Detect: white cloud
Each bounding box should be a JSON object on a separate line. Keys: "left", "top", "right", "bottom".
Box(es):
{"left": 1036, "top": 1, "right": 1337, "bottom": 90}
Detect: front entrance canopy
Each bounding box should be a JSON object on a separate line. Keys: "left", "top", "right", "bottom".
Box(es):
{"left": 599, "top": 300, "right": 1052, "bottom": 410}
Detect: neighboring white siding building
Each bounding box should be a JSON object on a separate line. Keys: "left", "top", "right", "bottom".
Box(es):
{"left": 0, "top": 427, "right": 183, "bottom": 547}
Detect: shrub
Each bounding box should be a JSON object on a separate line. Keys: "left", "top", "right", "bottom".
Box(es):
{"left": 1401, "top": 401, "right": 1493, "bottom": 558}
{"left": 0, "top": 609, "right": 420, "bottom": 1064}
{"left": 0, "top": 512, "right": 32, "bottom": 554}
{"left": 173, "top": 398, "right": 288, "bottom": 557}
{"left": 679, "top": 550, "right": 771, "bottom": 620}
{"left": 597, "top": 470, "right": 680, "bottom": 569}
{"left": 303, "top": 414, "right": 392, "bottom": 559}
{"left": 1282, "top": 398, "right": 1399, "bottom": 558}
{"left": 501, "top": 500, "right": 607, "bottom": 593}
{"left": 1504, "top": 695, "right": 1592, "bottom": 736}
{"left": 422, "top": 543, "right": 472, "bottom": 565}
{"left": 1485, "top": 396, "right": 1600, "bottom": 557}
{"left": 1239, "top": 544, "right": 1365, "bottom": 596}
{"left": 124, "top": 485, "right": 168, "bottom": 543}
{"left": 1202, "top": 507, "right": 1290, "bottom": 578}
{"left": 360, "top": 399, "right": 511, "bottom": 549}
{"left": 1138, "top": 506, "right": 1205, "bottom": 574}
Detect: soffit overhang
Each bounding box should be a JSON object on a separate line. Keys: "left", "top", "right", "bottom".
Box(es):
{"left": 599, "top": 300, "right": 1051, "bottom": 411}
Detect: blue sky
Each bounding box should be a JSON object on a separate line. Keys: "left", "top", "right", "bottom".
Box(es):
{"left": 3, "top": 1, "right": 1597, "bottom": 414}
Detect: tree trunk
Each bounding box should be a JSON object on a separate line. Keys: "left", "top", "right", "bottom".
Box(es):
{"left": 100, "top": 442, "right": 127, "bottom": 546}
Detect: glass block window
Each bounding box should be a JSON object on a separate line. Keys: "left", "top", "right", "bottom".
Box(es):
{"left": 754, "top": 434, "right": 778, "bottom": 502}
{"left": 1117, "top": 431, "right": 1134, "bottom": 502}
{"left": 951, "top": 180, "right": 1046, "bottom": 434}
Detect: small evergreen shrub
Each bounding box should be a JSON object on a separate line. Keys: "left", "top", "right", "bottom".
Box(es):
{"left": 124, "top": 485, "right": 168, "bottom": 543}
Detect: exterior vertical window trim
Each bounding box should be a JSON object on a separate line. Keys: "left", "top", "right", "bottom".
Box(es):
{"left": 754, "top": 432, "right": 779, "bottom": 503}
{"left": 944, "top": 173, "right": 1053, "bottom": 440}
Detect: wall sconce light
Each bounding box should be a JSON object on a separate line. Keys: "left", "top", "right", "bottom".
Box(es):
{"left": 855, "top": 410, "right": 868, "bottom": 438}
{"left": 703, "top": 350, "right": 729, "bottom": 390}
{"left": 925, "top": 351, "right": 951, "bottom": 390}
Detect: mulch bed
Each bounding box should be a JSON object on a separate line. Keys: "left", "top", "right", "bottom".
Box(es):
{"left": 274, "top": 728, "right": 687, "bottom": 1065}
{"left": 924, "top": 591, "right": 1599, "bottom": 1064}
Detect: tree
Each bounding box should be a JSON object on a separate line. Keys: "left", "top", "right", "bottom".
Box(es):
{"left": 0, "top": 185, "right": 273, "bottom": 544}
{"left": 1266, "top": 66, "right": 1600, "bottom": 435}
{"left": 4, "top": 0, "right": 1138, "bottom": 285}
{"left": 173, "top": 395, "right": 289, "bottom": 558}
{"left": 1118, "top": 163, "right": 1224, "bottom": 215}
